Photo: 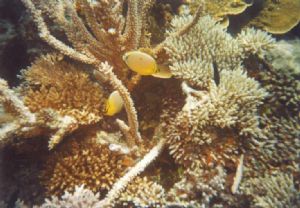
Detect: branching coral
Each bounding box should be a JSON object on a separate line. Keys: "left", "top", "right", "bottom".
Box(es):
{"left": 255, "top": 116, "right": 300, "bottom": 172}
{"left": 241, "top": 171, "right": 300, "bottom": 208}
{"left": 0, "top": 78, "right": 37, "bottom": 147}
{"left": 166, "top": 69, "right": 267, "bottom": 168}
{"left": 20, "top": 0, "right": 145, "bottom": 146}
{"left": 20, "top": 53, "right": 106, "bottom": 125}
{"left": 164, "top": 15, "right": 243, "bottom": 88}
{"left": 259, "top": 40, "right": 300, "bottom": 116}
{"left": 164, "top": 14, "right": 274, "bottom": 88}
{"left": 41, "top": 134, "right": 129, "bottom": 197}
{"left": 38, "top": 185, "right": 100, "bottom": 208}
{"left": 118, "top": 176, "right": 166, "bottom": 207}
{"left": 167, "top": 166, "right": 227, "bottom": 207}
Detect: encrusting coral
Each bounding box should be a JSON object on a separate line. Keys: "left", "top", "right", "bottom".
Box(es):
{"left": 0, "top": 0, "right": 299, "bottom": 207}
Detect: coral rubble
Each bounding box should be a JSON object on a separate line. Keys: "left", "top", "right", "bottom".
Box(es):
{"left": 0, "top": 0, "right": 299, "bottom": 207}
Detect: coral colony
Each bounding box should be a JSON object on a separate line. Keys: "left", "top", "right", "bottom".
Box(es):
{"left": 0, "top": 0, "right": 299, "bottom": 207}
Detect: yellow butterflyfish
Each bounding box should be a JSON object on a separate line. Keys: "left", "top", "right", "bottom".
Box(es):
{"left": 123, "top": 51, "right": 173, "bottom": 79}
{"left": 123, "top": 51, "right": 158, "bottom": 75}
{"left": 105, "top": 91, "right": 124, "bottom": 116}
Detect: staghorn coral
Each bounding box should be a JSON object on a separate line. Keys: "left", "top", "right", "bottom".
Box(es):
{"left": 0, "top": 78, "right": 37, "bottom": 147}
{"left": 241, "top": 171, "right": 300, "bottom": 208}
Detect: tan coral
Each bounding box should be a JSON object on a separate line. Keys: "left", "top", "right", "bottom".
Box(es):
{"left": 248, "top": 0, "right": 300, "bottom": 34}
{"left": 20, "top": 53, "right": 106, "bottom": 125}
{"left": 40, "top": 133, "right": 130, "bottom": 197}
{"left": 118, "top": 176, "right": 166, "bottom": 207}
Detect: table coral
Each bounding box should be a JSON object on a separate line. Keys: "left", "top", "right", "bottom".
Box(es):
{"left": 186, "top": 0, "right": 252, "bottom": 27}
{"left": 248, "top": 0, "right": 300, "bottom": 34}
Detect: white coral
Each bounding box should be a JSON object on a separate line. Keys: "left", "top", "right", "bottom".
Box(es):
{"left": 39, "top": 185, "right": 100, "bottom": 208}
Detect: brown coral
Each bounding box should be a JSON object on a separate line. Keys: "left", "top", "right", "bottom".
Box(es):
{"left": 20, "top": 53, "right": 106, "bottom": 125}
{"left": 40, "top": 130, "right": 130, "bottom": 197}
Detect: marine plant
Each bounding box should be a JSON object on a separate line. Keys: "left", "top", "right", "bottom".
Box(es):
{"left": 0, "top": 0, "right": 299, "bottom": 207}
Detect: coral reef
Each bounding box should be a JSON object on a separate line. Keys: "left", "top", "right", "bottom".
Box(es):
{"left": 0, "top": 0, "right": 299, "bottom": 207}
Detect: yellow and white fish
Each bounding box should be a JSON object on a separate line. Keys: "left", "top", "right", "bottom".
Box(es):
{"left": 122, "top": 51, "right": 172, "bottom": 79}
{"left": 105, "top": 90, "right": 124, "bottom": 116}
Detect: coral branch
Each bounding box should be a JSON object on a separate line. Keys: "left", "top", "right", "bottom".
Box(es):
{"left": 153, "top": 4, "right": 203, "bottom": 54}
{"left": 96, "top": 62, "right": 141, "bottom": 146}
{"left": 95, "top": 138, "right": 166, "bottom": 208}
{"left": 0, "top": 79, "right": 36, "bottom": 147}
{"left": 21, "top": 0, "right": 97, "bottom": 65}
{"left": 231, "top": 154, "right": 244, "bottom": 194}
{"left": 0, "top": 79, "right": 36, "bottom": 123}
{"left": 48, "top": 115, "right": 77, "bottom": 150}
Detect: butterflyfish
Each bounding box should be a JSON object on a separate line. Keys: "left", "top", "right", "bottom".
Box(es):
{"left": 105, "top": 91, "right": 124, "bottom": 116}
{"left": 123, "top": 51, "right": 172, "bottom": 78}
